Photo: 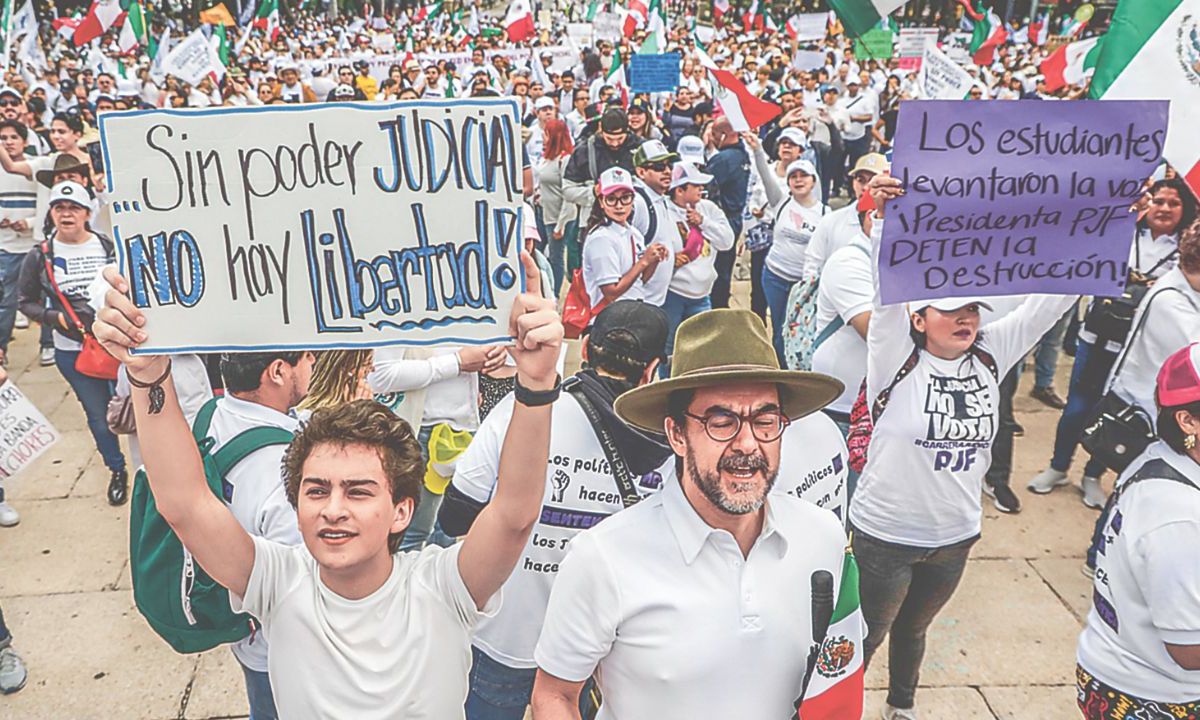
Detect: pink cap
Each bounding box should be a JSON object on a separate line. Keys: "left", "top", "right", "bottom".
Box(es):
{"left": 1157, "top": 343, "right": 1200, "bottom": 408}
{"left": 597, "top": 167, "right": 634, "bottom": 196}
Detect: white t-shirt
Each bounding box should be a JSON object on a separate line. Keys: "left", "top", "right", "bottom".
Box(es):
{"left": 837, "top": 91, "right": 877, "bottom": 141}
{"left": 849, "top": 217, "right": 1078, "bottom": 547}
{"left": 231, "top": 537, "right": 498, "bottom": 719}
{"left": 629, "top": 182, "right": 676, "bottom": 306}
{"left": 811, "top": 236, "right": 873, "bottom": 415}
{"left": 582, "top": 221, "right": 648, "bottom": 307}
{"left": 452, "top": 392, "right": 672, "bottom": 668}
{"left": 1107, "top": 267, "right": 1200, "bottom": 422}
{"left": 664, "top": 198, "right": 735, "bottom": 299}
{"left": 802, "top": 204, "right": 862, "bottom": 279}
{"left": 49, "top": 236, "right": 108, "bottom": 352}
{"left": 765, "top": 199, "right": 827, "bottom": 282}
{"left": 208, "top": 395, "right": 303, "bottom": 672}
{"left": 776, "top": 412, "right": 850, "bottom": 525}
{"left": 535, "top": 477, "right": 847, "bottom": 719}
{"left": 1077, "top": 443, "right": 1200, "bottom": 702}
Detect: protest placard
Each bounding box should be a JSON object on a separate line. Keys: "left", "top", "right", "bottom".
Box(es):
{"left": 593, "top": 12, "right": 622, "bottom": 41}
{"left": 0, "top": 381, "right": 59, "bottom": 480}
{"left": 566, "top": 22, "right": 593, "bottom": 49}
{"left": 853, "top": 28, "right": 893, "bottom": 60}
{"left": 791, "top": 49, "right": 827, "bottom": 71}
{"left": 160, "top": 29, "right": 223, "bottom": 85}
{"left": 629, "top": 53, "right": 680, "bottom": 93}
{"left": 898, "top": 27, "right": 939, "bottom": 56}
{"left": 791, "top": 13, "right": 828, "bottom": 42}
{"left": 918, "top": 45, "right": 975, "bottom": 99}
{"left": 99, "top": 99, "right": 526, "bottom": 353}
{"left": 879, "top": 100, "right": 1169, "bottom": 305}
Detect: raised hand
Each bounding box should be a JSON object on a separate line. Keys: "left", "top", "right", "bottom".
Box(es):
{"left": 508, "top": 251, "right": 562, "bottom": 388}
{"left": 92, "top": 266, "right": 169, "bottom": 379}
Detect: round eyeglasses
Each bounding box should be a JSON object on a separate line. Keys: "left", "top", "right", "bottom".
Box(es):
{"left": 683, "top": 410, "right": 790, "bottom": 443}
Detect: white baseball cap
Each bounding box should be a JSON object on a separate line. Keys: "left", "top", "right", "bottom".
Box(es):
{"left": 669, "top": 162, "right": 714, "bottom": 190}
{"left": 597, "top": 167, "right": 635, "bottom": 196}
{"left": 778, "top": 127, "right": 809, "bottom": 149}
{"left": 534, "top": 96, "right": 556, "bottom": 111}
{"left": 785, "top": 159, "right": 818, "bottom": 179}
{"left": 915, "top": 297, "right": 995, "bottom": 313}
{"left": 49, "top": 181, "right": 93, "bottom": 211}
{"left": 676, "top": 135, "right": 706, "bottom": 166}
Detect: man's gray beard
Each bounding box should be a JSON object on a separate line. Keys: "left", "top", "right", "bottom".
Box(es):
{"left": 685, "top": 444, "right": 777, "bottom": 515}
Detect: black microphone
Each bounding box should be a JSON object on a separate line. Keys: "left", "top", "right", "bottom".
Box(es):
{"left": 811, "top": 570, "right": 835, "bottom": 643}
{"left": 795, "top": 570, "right": 837, "bottom": 718}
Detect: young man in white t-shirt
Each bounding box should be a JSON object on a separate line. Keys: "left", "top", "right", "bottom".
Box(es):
{"left": 93, "top": 254, "right": 563, "bottom": 719}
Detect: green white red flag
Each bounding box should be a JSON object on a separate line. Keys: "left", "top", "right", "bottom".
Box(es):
{"left": 1089, "top": 0, "right": 1200, "bottom": 195}
{"left": 1040, "top": 35, "right": 1103, "bottom": 92}
{"left": 827, "top": 0, "right": 906, "bottom": 38}
{"left": 800, "top": 550, "right": 865, "bottom": 720}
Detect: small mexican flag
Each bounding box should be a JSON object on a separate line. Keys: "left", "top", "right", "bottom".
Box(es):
{"left": 799, "top": 550, "right": 865, "bottom": 720}
{"left": 1040, "top": 35, "right": 1103, "bottom": 92}
{"left": 415, "top": 1, "right": 442, "bottom": 22}
{"left": 696, "top": 44, "right": 780, "bottom": 131}
{"left": 585, "top": 0, "right": 602, "bottom": 21}
{"left": 827, "top": 0, "right": 906, "bottom": 39}
{"left": 968, "top": 2, "right": 1008, "bottom": 65}
{"left": 606, "top": 45, "right": 628, "bottom": 102}
{"left": 1089, "top": 0, "right": 1200, "bottom": 194}
{"left": 252, "top": 0, "right": 279, "bottom": 42}
{"left": 117, "top": 0, "right": 148, "bottom": 53}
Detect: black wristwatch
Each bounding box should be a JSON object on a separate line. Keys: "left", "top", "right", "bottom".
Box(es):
{"left": 514, "top": 375, "right": 562, "bottom": 407}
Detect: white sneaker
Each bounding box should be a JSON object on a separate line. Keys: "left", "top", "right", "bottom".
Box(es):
{"left": 39, "top": 347, "right": 54, "bottom": 366}
{"left": 1081, "top": 476, "right": 1107, "bottom": 509}
{"left": 1027, "top": 467, "right": 1069, "bottom": 494}
{"left": 0, "top": 501, "right": 17, "bottom": 527}
{"left": 882, "top": 704, "right": 918, "bottom": 720}
{"left": 13, "top": 314, "right": 27, "bottom": 329}
{"left": 0, "top": 645, "right": 27, "bottom": 693}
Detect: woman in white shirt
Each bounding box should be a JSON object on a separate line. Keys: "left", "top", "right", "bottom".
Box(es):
{"left": 759, "top": 155, "right": 826, "bottom": 364}
{"left": 1076, "top": 343, "right": 1200, "bottom": 720}
{"left": 581, "top": 167, "right": 669, "bottom": 310}
{"left": 855, "top": 176, "right": 1078, "bottom": 720}
{"left": 1029, "top": 177, "right": 1197, "bottom": 508}
{"left": 744, "top": 128, "right": 805, "bottom": 323}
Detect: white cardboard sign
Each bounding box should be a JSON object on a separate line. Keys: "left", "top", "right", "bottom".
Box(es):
{"left": 0, "top": 381, "right": 59, "bottom": 480}
{"left": 99, "top": 99, "right": 526, "bottom": 353}
{"left": 918, "top": 44, "right": 974, "bottom": 99}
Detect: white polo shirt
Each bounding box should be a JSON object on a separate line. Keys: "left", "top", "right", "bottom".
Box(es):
{"left": 581, "top": 221, "right": 648, "bottom": 307}
{"left": 535, "top": 476, "right": 847, "bottom": 718}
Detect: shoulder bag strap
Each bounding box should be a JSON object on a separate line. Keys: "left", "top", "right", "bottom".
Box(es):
{"left": 586, "top": 135, "right": 598, "bottom": 181}
{"left": 213, "top": 426, "right": 295, "bottom": 477}
{"left": 870, "top": 346, "right": 921, "bottom": 423}
{"left": 968, "top": 346, "right": 1000, "bottom": 381}
{"left": 633, "top": 186, "right": 658, "bottom": 241}
{"left": 191, "top": 397, "right": 220, "bottom": 444}
{"left": 1106, "top": 286, "right": 1187, "bottom": 394}
{"left": 1112, "top": 457, "right": 1198, "bottom": 507}
{"left": 41, "top": 240, "right": 87, "bottom": 334}
{"left": 565, "top": 380, "right": 640, "bottom": 508}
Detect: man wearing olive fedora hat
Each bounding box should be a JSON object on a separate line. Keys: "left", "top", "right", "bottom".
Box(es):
{"left": 532, "top": 309, "right": 858, "bottom": 718}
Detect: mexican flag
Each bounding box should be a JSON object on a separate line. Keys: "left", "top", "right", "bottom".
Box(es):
{"left": 1089, "top": 0, "right": 1200, "bottom": 194}
{"left": 697, "top": 44, "right": 780, "bottom": 131}
{"left": 73, "top": 0, "right": 123, "bottom": 46}
{"left": 969, "top": 3, "right": 1008, "bottom": 65}
{"left": 118, "top": 0, "right": 148, "bottom": 54}
{"left": 1040, "top": 35, "right": 1103, "bottom": 92}
{"left": 742, "top": 0, "right": 761, "bottom": 33}
{"left": 827, "top": 0, "right": 906, "bottom": 39}
{"left": 1061, "top": 15, "right": 1088, "bottom": 39}
{"left": 1028, "top": 13, "right": 1048, "bottom": 45}
{"left": 251, "top": 0, "right": 279, "bottom": 42}
{"left": 606, "top": 45, "right": 628, "bottom": 102}
{"left": 640, "top": 0, "right": 667, "bottom": 53}
{"left": 585, "top": 0, "right": 602, "bottom": 22}
{"left": 415, "top": 1, "right": 442, "bottom": 22}
{"left": 712, "top": 0, "right": 729, "bottom": 25}
{"left": 504, "top": 0, "right": 535, "bottom": 42}
{"left": 800, "top": 551, "right": 865, "bottom": 720}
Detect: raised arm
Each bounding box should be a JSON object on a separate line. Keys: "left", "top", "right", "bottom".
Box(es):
{"left": 93, "top": 267, "right": 255, "bottom": 597}
{"left": 0, "top": 146, "right": 32, "bottom": 179}
{"left": 457, "top": 252, "right": 562, "bottom": 610}
{"left": 745, "top": 134, "right": 786, "bottom": 210}
{"left": 864, "top": 173, "right": 918, "bottom": 404}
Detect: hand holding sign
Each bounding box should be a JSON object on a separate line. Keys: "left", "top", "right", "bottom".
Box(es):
{"left": 94, "top": 266, "right": 169, "bottom": 380}
{"left": 869, "top": 173, "right": 904, "bottom": 218}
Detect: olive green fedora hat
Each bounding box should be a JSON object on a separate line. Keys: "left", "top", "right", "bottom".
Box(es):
{"left": 614, "top": 309, "right": 844, "bottom": 433}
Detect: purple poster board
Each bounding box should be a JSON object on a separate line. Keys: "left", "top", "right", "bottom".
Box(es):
{"left": 879, "top": 100, "right": 1169, "bottom": 305}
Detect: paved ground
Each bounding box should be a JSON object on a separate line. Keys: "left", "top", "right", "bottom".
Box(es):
{"left": 0, "top": 284, "right": 1099, "bottom": 719}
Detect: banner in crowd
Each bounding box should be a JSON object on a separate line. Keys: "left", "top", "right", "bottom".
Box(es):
{"left": 99, "top": 99, "right": 526, "bottom": 353}
{"left": 566, "top": 22, "right": 593, "bottom": 49}
{"left": 314, "top": 45, "right": 575, "bottom": 83}
{"left": 918, "top": 45, "right": 975, "bottom": 99}
{"left": 790, "top": 13, "right": 829, "bottom": 42}
{"left": 629, "top": 53, "right": 680, "bottom": 93}
{"left": 852, "top": 28, "right": 894, "bottom": 60}
{"left": 897, "top": 27, "right": 939, "bottom": 69}
{"left": 0, "top": 381, "right": 60, "bottom": 480}
{"left": 161, "top": 29, "right": 224, "bottom": 85}
{"left": 880, "top": 100, "right": 1169, "bottom": 305}
{"left": 791, "top": 49, "right": 827, "bottom": 71}
{"left": 593, "top": 11, "right": 622, "bottom": 41}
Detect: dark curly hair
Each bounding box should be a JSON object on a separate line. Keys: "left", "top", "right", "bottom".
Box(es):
{"left": 283, "top": 399, "right": 423, "bottom": 554}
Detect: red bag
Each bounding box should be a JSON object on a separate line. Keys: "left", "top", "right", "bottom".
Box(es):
{"left": 846, "top": 381, "right": 871, "bottom": 473}
{"left": 562, "top": 269, "right": 609, "bottom": 340}
{"left": 42, "top": 241, "right": 120, "bottom": 381}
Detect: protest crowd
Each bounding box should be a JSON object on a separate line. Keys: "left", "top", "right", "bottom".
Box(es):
{"left": 1, "top": 0, "right": 1200, "bottom": 718}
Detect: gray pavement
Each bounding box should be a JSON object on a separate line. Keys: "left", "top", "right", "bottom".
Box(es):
{"left": 0, "top": 291, "right": 1099, "bottom": 719}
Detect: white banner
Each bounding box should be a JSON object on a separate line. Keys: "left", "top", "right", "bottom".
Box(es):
{"left": 310, "top": 46, "right": 573, "bottom": 83}
{"left": 0, "top": 381, "right": 59, "bottom": 480}
{"left": 161, "top": 29, "right": 223, "bottom": 85}
{"left": 791, "top": 12, "right": 827, "bottom": 42}
{"left": 919, "top": 44, "right": 974, "bottom": 99}
{"left": 593, "top": 11, "right": 622, "bottom": 41}
{"left": 791, "top": 49, "right": 827, "bottom": 71}
{"left": 566, "top": 22, "right": 594, "bottom": 49}
{"left": 98, "top": 100, "right": 526, "bottom": 353}
{"left": 898, "top": 27, "right": 939, "bottom": 57}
